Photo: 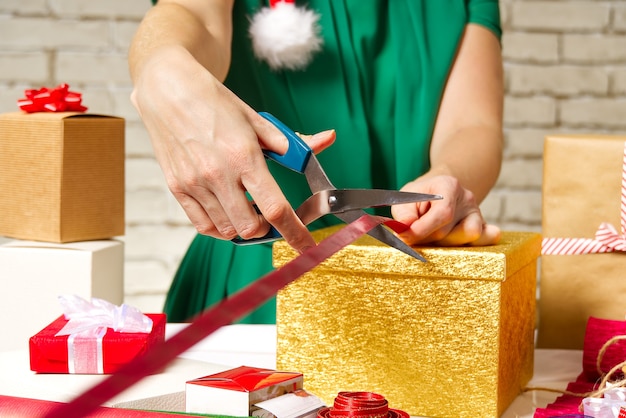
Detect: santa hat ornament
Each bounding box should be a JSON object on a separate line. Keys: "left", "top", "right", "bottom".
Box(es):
{"left": 249, "top": 0, "right": 323, "bottom": 71}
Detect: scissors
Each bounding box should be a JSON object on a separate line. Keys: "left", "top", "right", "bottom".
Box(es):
{"left": 232, "top": 112, "right": 443, "bottom": 262}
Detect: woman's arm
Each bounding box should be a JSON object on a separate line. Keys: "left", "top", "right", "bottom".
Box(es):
{"left": 128, "top": 0, "right": 334, "bottom": 253}
{"left": 392, "top": 24, "right": 504, "bottom": 246}
{"left": 129, "top": 0, "right": 233, "bottom": 83}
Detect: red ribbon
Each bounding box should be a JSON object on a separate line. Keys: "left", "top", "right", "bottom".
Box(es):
{"left": 17, "top": 83, "right": 88, "bottom": 113}
{"left": 317, "top": 392, "right": 409, "bottom": 418}
{"left": 534, "top": 317, "right": 626, "bottom": 417}
{"left": 43, "top": 214, "right": 407, "bottom": 418}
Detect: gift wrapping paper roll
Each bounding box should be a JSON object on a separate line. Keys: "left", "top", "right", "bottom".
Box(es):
{"left": 0, "top": 395, "right": 197, "bottom": 417}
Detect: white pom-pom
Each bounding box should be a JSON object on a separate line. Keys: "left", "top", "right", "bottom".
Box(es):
{"left": 249, "top": 1, "right": 323, "bottom": 71}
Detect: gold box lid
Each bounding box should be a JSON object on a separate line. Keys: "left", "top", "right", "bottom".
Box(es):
{"left": 273, "top": 228, "right": 541, "bottom": 281}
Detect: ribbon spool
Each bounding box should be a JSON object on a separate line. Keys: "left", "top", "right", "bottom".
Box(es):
{"left": 17, "top": 83, "right": 88, "bottom": 113}
{"left": 317, "top": 392, "right": 410, "bottom": 418}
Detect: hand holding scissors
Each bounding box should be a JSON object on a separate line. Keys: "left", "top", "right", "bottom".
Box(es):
{"left": 233, "top": 113, "right": 443, "bottom": 262}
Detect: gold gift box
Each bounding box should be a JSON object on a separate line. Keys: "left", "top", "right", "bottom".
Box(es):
{"left": 538, "top": 134, "right": 626, "bottom": 349}
{"left": 274, "top": 229, "right": 540, "bottom": 418}
{"left": 0, "top": 111, "right": 125, "bottom": 243}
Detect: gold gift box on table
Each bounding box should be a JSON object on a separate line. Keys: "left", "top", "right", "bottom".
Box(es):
{"left": 0, "top": 111, "right": 125, "bottom": 243}
{"left": 538, "top": 134, "right": 626, "bottom": 349}
{"left": 273, "top": 229, "right": 541, "bottom": 418}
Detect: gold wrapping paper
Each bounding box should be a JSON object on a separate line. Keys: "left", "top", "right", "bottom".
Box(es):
{"left": 274, "top": 230, "right": 540, "bottom": 418}
{"left": 538, "top": 134, "right": 626, "bottom": 349}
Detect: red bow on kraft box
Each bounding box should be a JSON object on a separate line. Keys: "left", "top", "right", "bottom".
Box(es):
{"left": 29, "top": 295, "right": 165, "bottom": 374}
{"left": 18, "top": 83, "right": 88, "bottom": 113}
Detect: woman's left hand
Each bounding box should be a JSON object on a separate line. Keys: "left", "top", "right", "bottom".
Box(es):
{"left": 391, "top": 174, "right": 501, "bottom": 247}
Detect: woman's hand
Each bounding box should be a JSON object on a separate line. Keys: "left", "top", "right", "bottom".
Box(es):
{"left": 391, "top": 175, "right": 501, "bottom": 247}
{"left": 131, "top": 47, "right": 335, "bottom": 253}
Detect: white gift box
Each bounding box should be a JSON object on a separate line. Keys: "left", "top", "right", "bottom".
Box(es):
{"left": 0, "top": 239, "right": 123, "bottom": 351}
{"left": 186, "top": 366, "right": 303, "bottom": 416}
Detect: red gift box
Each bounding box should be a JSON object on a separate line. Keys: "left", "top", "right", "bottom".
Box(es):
{"left": 186, "top": 365, "right": 303, "bottom": 416}
{"left": 29, "top": 313, "right": 166, "bottom": 374}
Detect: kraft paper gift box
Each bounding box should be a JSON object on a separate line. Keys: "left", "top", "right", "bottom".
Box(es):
{"left": 185, "top": 365, "right": 304, "bottom": 416}
{"left": 0, "top": 239, "right": 123, "bottom": 352}
{"left": 273, "top": 229, "right": 541, "bottom": 418}
{"left": 0, "top": 111, "right": 124, "bottom": 243}
{"left": 537, "top": 134, "right": 626, "bottom": 350}
{"left": 29, "top": 313, "right": 166, "bottom": 374}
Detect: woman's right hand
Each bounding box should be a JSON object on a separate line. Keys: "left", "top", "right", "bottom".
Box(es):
{"left": 131, "top": 46, "right": 335, "bottom": 253}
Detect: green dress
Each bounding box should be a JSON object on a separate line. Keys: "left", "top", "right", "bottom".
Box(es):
{"left": 163, "top": 0, "right": 502, "bottom": 323}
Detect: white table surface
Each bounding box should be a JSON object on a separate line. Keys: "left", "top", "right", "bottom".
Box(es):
{"left": 0, "top": 324, "right": 581, "bottom": 417}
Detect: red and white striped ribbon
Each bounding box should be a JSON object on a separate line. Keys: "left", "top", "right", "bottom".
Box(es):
{"left": 542, "top": 142, "right": 626, "bottom": 255}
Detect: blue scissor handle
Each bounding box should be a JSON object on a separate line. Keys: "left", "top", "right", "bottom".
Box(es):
{"left": 232, "top": 206, "right": 282, "bottom": 245}
{"left": 259, "top": 112, "right": 312, "bottom": 174}
{"left": 232, "top": 112, "right": 311, "bottom": 245}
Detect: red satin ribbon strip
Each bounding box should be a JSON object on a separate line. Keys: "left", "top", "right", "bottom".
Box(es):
{"left": 18, "top": 83, "right": 88, "bottom": 113}
{"left": 43, "top": 214, "right": 400, "bottom": 418}
{"left": 317, "top": 392, "right": 409, "bottom": 418}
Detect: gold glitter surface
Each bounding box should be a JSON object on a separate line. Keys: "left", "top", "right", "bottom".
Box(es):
{"left": 273, "top": 230, "right": 541, "bottom": 418}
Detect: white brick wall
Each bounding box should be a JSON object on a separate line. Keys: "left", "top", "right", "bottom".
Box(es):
{"left": 1, "top": 0, "right": 624, "bottom": 313}
{"left": 510, "top": 1, "right": 610, "bottom": 31}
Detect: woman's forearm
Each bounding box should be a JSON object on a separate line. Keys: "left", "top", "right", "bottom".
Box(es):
{"left": 129, "top": 0, "right": 233, "bottom": 84}
{"left": 426, "top": 125, "right": 503, "bottom": 204}
{"left": 425, "top": 24, "right": 504, "bottom": 204}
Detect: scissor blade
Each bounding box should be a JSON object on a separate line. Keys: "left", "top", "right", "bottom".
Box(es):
{"left": 365, "top": 223, "right": 428, "bottom": 262}
{"left": 295, "top": 189, "right": 442, "bottom": 227}
{"left": 296, "top": 191, "right": 333, "bottom": 226}
{"left": 333, "top": 210, "right": 427, "bottom": 262}
{"left": 303, "top": 154, "right": 335, "bottom": 193}
{"left": 330, "top": 189, "right": 442, "bottom": 212}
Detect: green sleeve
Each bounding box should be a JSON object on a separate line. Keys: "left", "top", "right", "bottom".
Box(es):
{"left": 467, "top": 0, "right": 502, "bottom": 41}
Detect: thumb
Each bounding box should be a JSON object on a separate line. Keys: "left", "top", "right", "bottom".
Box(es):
{"left": 296, "top": 130, "right": 336, "bottom": 154}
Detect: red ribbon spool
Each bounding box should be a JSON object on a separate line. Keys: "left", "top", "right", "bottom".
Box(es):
{"left": 317, "top": 392, "right": 409, "bottom": 418}
{"left": 18, "top": 83, "right": 88, "bottom": 113}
